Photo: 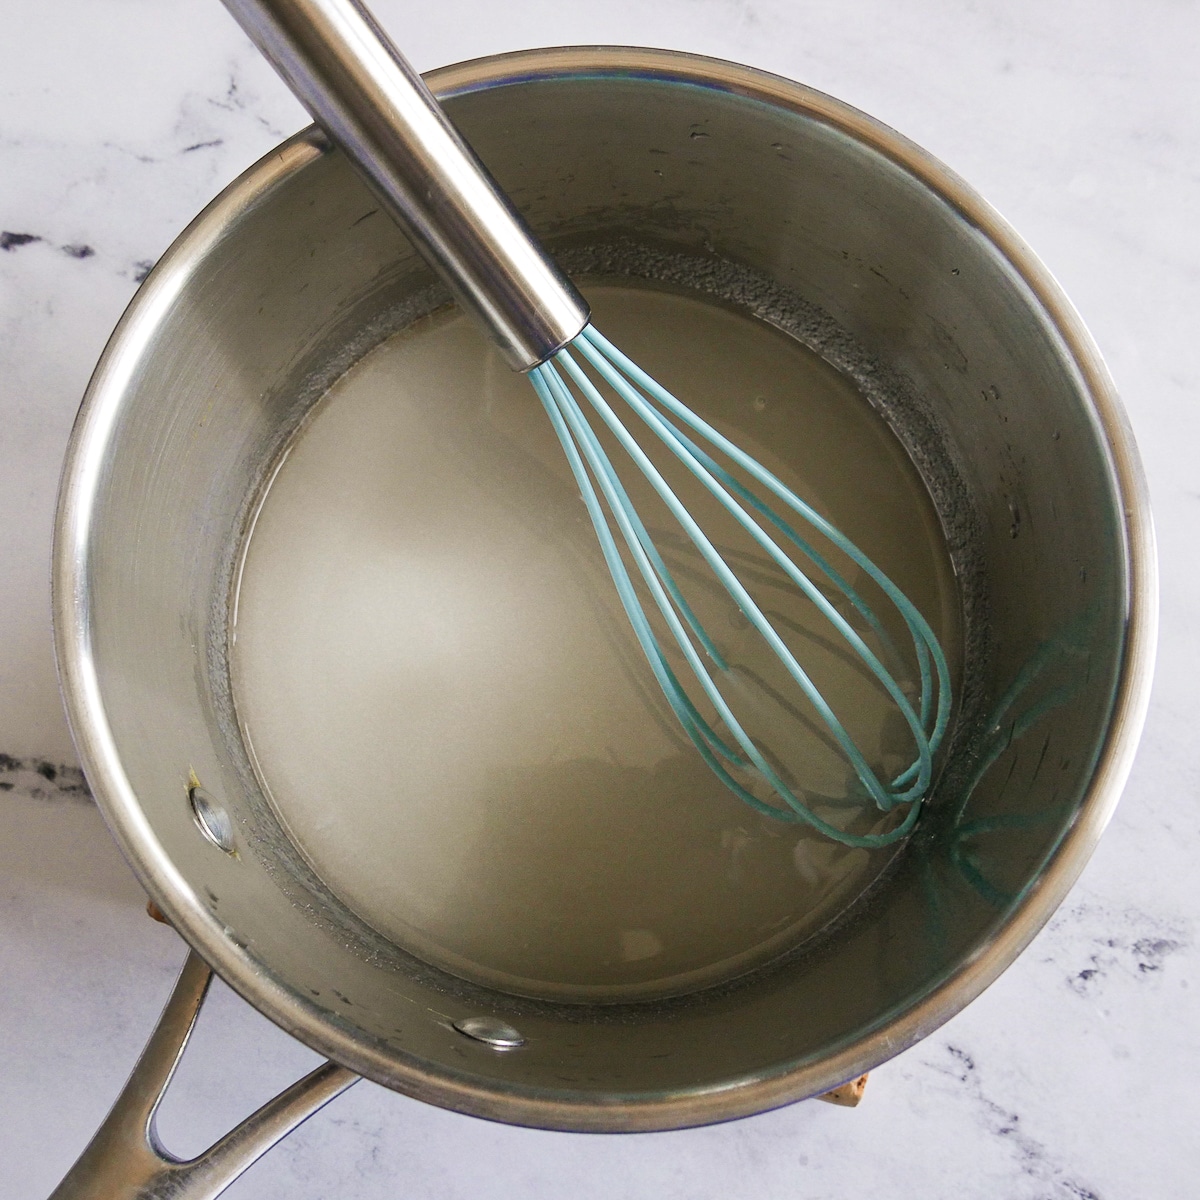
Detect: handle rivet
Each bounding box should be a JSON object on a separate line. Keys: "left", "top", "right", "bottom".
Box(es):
{"left": 452, "top": 1016, "right": 525, "bottom": 1050}
{"left": 189, "top": 784, "right": 236, "bottom": 853}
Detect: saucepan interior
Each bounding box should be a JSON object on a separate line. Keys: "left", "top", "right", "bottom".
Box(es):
{"left": 53, "top": 48, "right": 1153, "bottom": 1130}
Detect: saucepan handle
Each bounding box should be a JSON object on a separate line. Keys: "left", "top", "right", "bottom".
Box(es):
{"left": 48, "top": 950, "right": 359, "bottom": 1200}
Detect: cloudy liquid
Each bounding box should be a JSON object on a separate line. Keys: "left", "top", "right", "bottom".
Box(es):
{"left": 231, "top": 285, "right": 960, "bottom": 1002}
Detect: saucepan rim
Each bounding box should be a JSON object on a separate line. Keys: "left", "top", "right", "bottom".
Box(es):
{"left": 51, "top": 45, "right": 1157, "bottom": 1130}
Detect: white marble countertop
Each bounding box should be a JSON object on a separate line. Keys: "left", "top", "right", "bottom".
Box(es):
{"left": 2, "top": 1, "right": 1196, "bottom": 1196}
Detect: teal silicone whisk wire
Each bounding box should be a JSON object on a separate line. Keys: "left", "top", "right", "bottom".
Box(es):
{"left": 224, "top": 0, "right": 953, "bottom": 847}
{"left": 530, "top": 327, "right": 952, "bottom": 848}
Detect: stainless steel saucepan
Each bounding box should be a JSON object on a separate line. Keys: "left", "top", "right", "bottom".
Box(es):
{"left": 50, "top": 45, "right": 1155, "bottom": 1199}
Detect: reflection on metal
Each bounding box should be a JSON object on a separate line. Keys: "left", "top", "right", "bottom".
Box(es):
{"left": 220, "top": 0, "right": 589, "bottom": 370}
{"left": 923, "top": 608, "right": 1100, "bottom": 911}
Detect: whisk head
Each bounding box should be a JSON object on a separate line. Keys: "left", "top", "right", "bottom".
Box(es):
{"left": 528, "top": 325, "right": 952, "bottom": 849}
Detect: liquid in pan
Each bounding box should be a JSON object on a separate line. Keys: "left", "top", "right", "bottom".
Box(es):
{"left": 230, "top": 282, "right": 962, "bottom": 1003}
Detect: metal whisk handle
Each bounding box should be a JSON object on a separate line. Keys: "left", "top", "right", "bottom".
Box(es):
{"left": 221, "top": 0, "right": 590, "bottom": 370}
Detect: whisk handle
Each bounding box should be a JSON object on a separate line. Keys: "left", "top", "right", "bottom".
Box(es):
{"left": 221, "top": 0, "right": 589, "bottom": 369}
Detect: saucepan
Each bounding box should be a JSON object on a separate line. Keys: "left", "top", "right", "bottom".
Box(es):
{"left": 50, "top": 45, "right": 1155, "bottom": 1198}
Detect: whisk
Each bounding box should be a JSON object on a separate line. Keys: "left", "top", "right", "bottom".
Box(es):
{"left": 222, "top": 0, "right": 952, "bottom": 847}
